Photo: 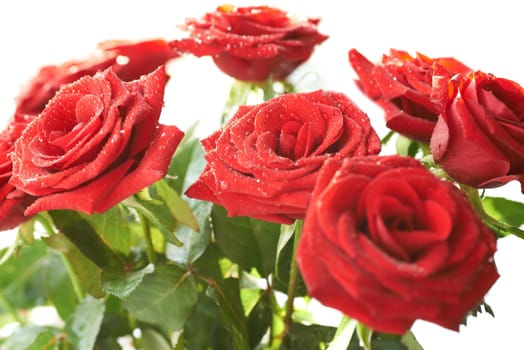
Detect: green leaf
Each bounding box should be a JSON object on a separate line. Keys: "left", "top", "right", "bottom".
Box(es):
{"left": 211, "top": 205, "right": 281, "bottom": 277}
{"left": 44, "top": 233, "right": 104, "bottom": 298}
{"left": 43, "top": 253, "right": 78, "bottom": 320}
{"left": 136, "top": 328, "right": 172, "bottom": 350}
{"left": 380, "top": 130, "right": 396, "bottom": 145}
{"left": 190, "top": 243, "right": 226, "bottom": 283}
{"left": 396, "top": 135, "right": 422, "bottom": 158}
{"left": 282, "top": 323, "right": 337, "bottom": 350}
{"left": 122, "top": 196, "right": 182, "bottom": 246}
{"left": 64, "top": 296, "right": 106, "bottom": 350}
{"left": 124, "top": 264, "right": 198, "bottom": 333}
{"left": 371, "top": 333, "right": 407, "bottom": 350}
{"left": 183, "top": 294, "right": 224, "bottom": 350}
{"left": 482, "top": 196, "right": 524, "bottom": 228}
{"left": 246, "top": 292, "right": 272, "bottom": 348}
{"left": 102, "top": 263, "right": 155, "bottom": 298}
{"left": 48, "top": 210, "right": 124, "bottom": 272}
{"left": 0, "top": 325, "right": 62, "bottom": 350}
{"left": 327, "top": 317, "right": 357, "bottom": 350}
{"left": 356, "top": 323, "right": 373, "bottom": 350}
{"left": 276, "top": 222, "right": 297, "bottom": 279}
{"left": 95, "top": 296, "right": 134, "bottom": 348}
{"left": 0, "top": 241, "right": 49, "bottom": 313}
{"left": 400, "top": 331, "right": 424, "bottom": 350}
{"left": 155, "top": 179, "right": 199, "bottom": 231}
{"left": 166, "top": 200, "right": 212, "bottom": 267}
{"left": 206, "top": 278, "right": 250, "bottom": 350}
{"left": 240, "top": 287, "right": 261, "bottom": 316}
{"left": 80, "top": 206, "right": 132, "bottom": 256}
{"left": 273, "top": 234, "right": 307, "bottom": 297}
{"left": 168, "top": 125, "right": 206, "bottom": 194}
{"left": 24, "top": 330, "right": 61, "bottom": 350}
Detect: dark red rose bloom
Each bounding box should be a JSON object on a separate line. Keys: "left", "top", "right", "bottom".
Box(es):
{"left": 170, "top": 5, "right": 328, "bottom": 81}
{"left": 10, "top": 66, "right": 184, "bottom": 216}
{"left": 430, "top": 70, "right": 524, "bottom": 189}
{"left": 0, "top": 114, "right": 36, "bottom": 230}
{"left": 185, "top": 90, "right": 381, "bottom": 224}
{"left": 349, "top": 48, "right": 471, "bottom": 142}
{"left": 15, "top": 38, "right": 178, "bottom": 115}
{"left": 297, "top": 155, "right": 499, "bottom": 334}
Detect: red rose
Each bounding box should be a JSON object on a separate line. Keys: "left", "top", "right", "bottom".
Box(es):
{"left": 296, "top": 155, "right": 499, "bottom": 334}
{"left": 15, "top": 39, "right": 178, "bottom": 115}
{"left": 10, "top": 66, "right": 184, "bottom": 215}
{"left": 430, "top": 70, "right": 524, "bottom": 189}
{"left": 185, "top": 90, "right": 381, "bottom": 224}
{"left": 0, "top": 115, "right": 36, "bottom": 230}
{"left": 349, "top": 49, "right": 471, "bottom": 142}
{"left": 0, "top": 140, "right": 29, "bottom": 231}
{"left": 170, "top": 5, "right": 328, "bottom": 81}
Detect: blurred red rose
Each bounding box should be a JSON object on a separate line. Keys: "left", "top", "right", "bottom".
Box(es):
{"left": 15, "top": 38, "right": 178, "bottom": 115}
{"left": 430, "top": 70, "right": 524, "bottom": 189}
{"left": 297, "top": 155, "right": 498, "bottom": 334}
{"left": 0, "top": 114, "right": 36, "bottom": 230}
{"left": 170, "top": 5, "right": 328, "bottom": 81}
{"left": 10, "top": 66, "right": 184, "bottom": 215}
{"left": 185, "top": 90, "right": 381, "bottom": 224}
{"left": 349, "top": 48, "right": 471, "bottom": 142}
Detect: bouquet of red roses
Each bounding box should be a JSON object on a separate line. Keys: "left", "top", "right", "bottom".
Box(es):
{"left": 0, "top": 4, "right": 521, "bottom": 350}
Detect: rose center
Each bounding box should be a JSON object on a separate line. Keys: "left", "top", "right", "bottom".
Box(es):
{"left": 276, "top": 120, "right": 316, "bottom": 160}
{"left": 385, "top": 214, "right": 419, "bottom": 232}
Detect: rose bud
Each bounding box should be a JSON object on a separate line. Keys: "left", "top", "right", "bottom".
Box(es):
{"left": 297, "top": 155, "right": 499, "bottom": 334}
{"left": 15, "top": 39, "right": 178, "bottom": 115}
{"left": 10, "top": 66, "right": 184, "bottom": 215}
{"left": 430, "top": 70, "right": 524, "bottom": 189}
{"left": 170, "top": 5, "right": 328, "bottom": 81}
{"left": 349, "top": 48, "right": 471, "bottom": 142}
{"left": 185, "top": 90, "right": 381, "bottom": 224}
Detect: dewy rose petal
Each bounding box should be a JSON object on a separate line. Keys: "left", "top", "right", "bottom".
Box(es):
{"left": 296, "top": 155, "right": 499, "bottom": 334}
{"left": 0, "top": 114, "right": 36, "bottom": 230}
{"left": 10, "top": 66, "right": 184, "bottom": 215}
{"left": 170, "top": 5, "right": 328, "bottom": 81}
{"left": 430, "top": 70, "right": 524, "bottom": 189}
{"left": 349, "top": 48, "right": 471, "bottom": 142}
{"left": 15, "top": 38, "right": 178, "bottom": 115}
{"left": 185, "top": 90, "right": 381, "bottom": 224}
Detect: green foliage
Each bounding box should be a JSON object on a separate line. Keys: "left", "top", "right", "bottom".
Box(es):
{"left": 0, "top": 325, "right": 62, "bottom": 350}
{"left": 63, "top": 297, "right": 105, "bottom": 350}
{"left": 211, "top": 204, "right": 281, "bottom": 277}
{"left": 282, "top": 323, "right": 337, "bottom": 349}
{"left": 165, "top": 200, "right": 213, "bottom": 268}
{"left": 482, "top": 196, "right": 524, "bottom": 228}
{"left": 124, "top": 264, "right": 198, "bottom": 333}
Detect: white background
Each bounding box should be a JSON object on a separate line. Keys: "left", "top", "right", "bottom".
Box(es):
{"left": 1, "top": 1, "right": 523, "bottom": 349}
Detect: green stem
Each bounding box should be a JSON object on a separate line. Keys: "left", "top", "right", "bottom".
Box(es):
{"left": 380, "top": 130, "right": 396, "bottom": 145}
{"left": 461, "top": 184, "right": 485, "bottom": 214}
{"left": 266, "top": 278, "right": 284, "bottom": 348}
{"left": 283, "top": 219, "right": 303, "bottom": 331}
{"left": 36, "top": 213, "right": 56, "bottom": 237}
{"left": 221, "top": 80, "right": 254, "bottom": 125}
{"left": 260, "top": 78, "right": 276, "bottom": 101}
{"left": 139, "top": 213, "right": 158, "bottom": 265}
{"left": 0, "top": 289, "right": 23, "bottom": 324}
{"left": 356, "top": 322, "right": 373, "bottom": 350}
